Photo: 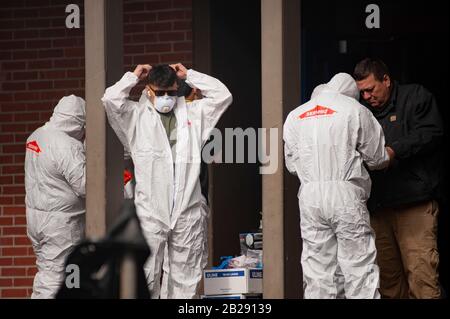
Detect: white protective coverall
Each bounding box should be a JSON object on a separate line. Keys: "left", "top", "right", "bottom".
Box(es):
{"left": 283, "top": 73, "right": 389, "bottom": 299}
{"left": 25, "top": 95, "right": 86, "bottom": 299}
{"left": 102, "top": 70, "right": 232, "bottom": 298}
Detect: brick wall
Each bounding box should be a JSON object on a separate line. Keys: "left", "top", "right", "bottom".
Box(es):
{"left": 0, "top": 0, "right": 192, "bottom": 298}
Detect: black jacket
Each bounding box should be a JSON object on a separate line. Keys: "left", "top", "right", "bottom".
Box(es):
{"left": 364, "top": 81, "right": 444, "bottom": 212}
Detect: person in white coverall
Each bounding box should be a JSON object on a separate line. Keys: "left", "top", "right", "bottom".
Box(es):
{"left": 102, "top": 63, "right": 232, "bottom": 298}
{"left": 283, "top": 73, "right": 393, "bottom": 299}
{"left": 25, "top": 95, "right": 86, "bottom": 299}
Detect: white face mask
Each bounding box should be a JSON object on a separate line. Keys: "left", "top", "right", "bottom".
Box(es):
{"left": 153, "top": 95, "right": 177, "bottom": 113}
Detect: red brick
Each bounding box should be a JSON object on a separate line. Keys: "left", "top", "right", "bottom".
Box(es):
{"left": 27, "top": 267, "right": 38, "bottom": 277}
{"left": 13, "top": 71, "right": 38, "bottom": 80}
{"left": 145, "top": 1, "right": 172, "bottom": 11}
{"left": 52, "top": 38, "right": 82, "bottom": 47}
{"left": 14, "top": 154, "right": 26, "bottom": 164}
{"left": 27, "top": 81, "right": 53, "bottom": 90}
{"left": 0, "top": 20, "right": 25, "bottom": 30}
{"left": 0, "top": 136, "right": 14, "bottom": 144}
{"left": 131, "top": 33, "right": 158, "bottom": 44}
{"left": 14, "top": 277, "right": 34, "bottom": 287}
{"left": 0, "top": 258, "right": 13, "bottom": 266}
{"left": 173, "top": 0, "right": 192, "bottom": 7}
{"left": 28, "top": 60, "right": 52, "bottom": 70}
{"left": 27, "top": 123, "right": 41, "bottom": 131}
{"left": 14, "top": 29, "right": 39, "bottom": 39}
{"left": 38, "top": 6, "right": 67, "bottom": 18}
{"left": 66, "top": 69, "right": 84, "bottom": 78}
{"left": 133, "top": 55, "right": 160, "bottom": 65}
{"left": 1, "top": 267, "right": 27, "bottom": 277}
{"left": 1, "top": 124, "right": 26, "bottom": 133}
{"left": 0, "top": 93, "right": 13, "bottom": 102}
{"left": 14, "top": 113, "right": 40, "bottom": 122}
{"left": 38, "top": 49, "right": 64, "bottom": 59}
{"left": 0, "top": 176, "right": 13, "bottom": 185}
{"left": 14, "top": 216, "right": 26, "bottom": 225}
{"left": 0, "top": 217, "right": 13, "bottom": 225}
{"left": 159, "top": 32, "right": 184, "bottom": 42}
{"left": 3, "top": 247, "right": 28, "bottom": 257}
{"left": 54, "top": 79, "right": 79, "bottom": 89}
{"left": 12, "top": 50, "right": 38, "bottom": 60}
{"left": 3, "top": 145, "right": 25, "bottom": 154}
{"left": 53, "top": 59, "right": 80, "bottom": 68}
{"left": 14, "top": 175, "right": 25, "bottom": 185}
{"left": 14, "top": 92, "right": 41, "bottom": 102}
{"left": 1, "top": 289, "right": 28, "bottom": 298}
{"left": 0, "top": 40, "right": 26, "bottom": 50}
{"left": 0, "top": 51, "right": 12, "bottom": 61}
{"left": 145, "top": 22, "right": 172, "bottom": 33}
{"left": 39, "top": 90, "right": 66, "bottom": 100}
{"left": 173, "top": 42, "right": 192, "bottom": 51}
{"left": 2, "top": 186, "right": 25, "bottom": 195}
{"left": 27, "top": 102, "right": 52, "bottom": 111}
{"left": 173, "top": 21, "right": 192, "bottom": 31}
{"left": 2, "top": 61, "right": 26, "bottom": 70}
{"left": 0, "top": 197, "right": 14, "bottom": 205}
{"left": 145, "top": 43, "right": 172, "bottom": 53}
{"left": 124, "top": 24, "right": 146, "bottom": 33}
{"left": 0, "top": 155, "right": 14, "bottom": 164}
{"left": 25, "top": 18, "right": 51, "bottom": 28}
{"left": 160, "top": 53, "right": 188, "bottom": 63}
{"left": 40, "top": 111, "right": 53, "bottom": 121}
{"left": 3, "top": 227, "right": 26, "bottom": 236}
{"left": 14, "top": 237, "right": 31, "bottom": 246}
{"left": 158, "top": 11, "right": 186, "bottom": 21}
{"left": 14, "top": 8, "right": 36, "bottom": 18}
{"left": 2, "top": 82, "right": 26, "bottom": 91}
{"left": 40, "top": 70, "right": 66, "bottom": 79}
{"left": 3, "top": 207, "right": 25, "bottom": 215}
{"left": 14, "top": 196, "right": 25, "bottom": 205}
{"left": 39, "top": 28, "right": 66, "bottom": 38}
{"left": 64, "top": 47, "right": 84, "bottom": 57}
{"left": 26, "top": 39, "right": 52, "bottom": 49}
{"left": 14, "top": 257, "right": 36, "bottom": 266}
{"left": 124, "top": 2, "right": 146, "bottom": 12}
{"left": 1, "top": 103, "right": 26, "bottom": 112}
{"left": 0, "top": 279, "right": 13, "bottom": 287}
{"left": 124, "top": 44, "right": 146, "bottom": 55}
{"left": 0, "top": 237, "right": 14, "bottom": 245}
{"left": 0, "top": 114, "right": 13, "bottom": 122}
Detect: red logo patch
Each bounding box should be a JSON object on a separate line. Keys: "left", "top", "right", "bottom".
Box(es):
{"left": 299, "top": 105, "right": 336, "bottom": 119}
{"left": 124, "top": 169, "right": 133, "bottom": 185}
{"left": 26, "top": 141, "right": 41, "bottom": 154}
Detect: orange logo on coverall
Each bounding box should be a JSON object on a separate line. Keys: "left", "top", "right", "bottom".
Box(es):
{"left": 299, "top": 105, "right": 336, "bottom": 119}
{"left": 26, "top": 141, "right": 41, "bottom": 154}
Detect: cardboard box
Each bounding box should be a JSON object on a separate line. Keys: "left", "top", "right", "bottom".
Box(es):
{"left": 204, "top": 268, "right": 263, "bottom": 296}
{"left": 201, "top": 294, "right": 262, "bottom": 299}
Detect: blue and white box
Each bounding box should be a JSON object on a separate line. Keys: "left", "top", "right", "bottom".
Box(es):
{"left": 203, "top": 268, "right": 263, "bottom": 295}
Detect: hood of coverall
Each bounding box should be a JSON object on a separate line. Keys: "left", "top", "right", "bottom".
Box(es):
{"left": 48, "top": 95, "right": 86, "bottom": 141}
{"left": 324, "top": 73, "right": 359, "bottom": 100}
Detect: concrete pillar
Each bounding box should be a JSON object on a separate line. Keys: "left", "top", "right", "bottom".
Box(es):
{"left": 261, "top": 0, "right": 285, "bottom": 299}
{"left": 84, "top": 0, "right": 124, "bottom": 238}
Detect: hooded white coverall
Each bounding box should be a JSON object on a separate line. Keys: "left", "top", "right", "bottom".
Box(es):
{"left": 283, "top": 73, "right": 389, "bottom": 299}
{"left": 25, "top": 95, "right": 86, "bottom": 299}
{"left": 102, "top": 70, "right": 232, "bottom": 298}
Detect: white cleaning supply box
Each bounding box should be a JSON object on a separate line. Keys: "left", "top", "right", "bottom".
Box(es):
{"left": 203, "top": 268, "right": 263, "bottom": 295}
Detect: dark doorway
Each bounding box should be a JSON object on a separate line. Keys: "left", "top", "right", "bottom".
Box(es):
{"left": 202, "top": 0, "right": 263, "bottom": 266}
{"left": 301, "top": 0, "right": 449, "bottom": 295}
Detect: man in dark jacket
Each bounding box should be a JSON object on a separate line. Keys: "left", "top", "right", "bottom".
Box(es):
{"left": 353, "top": 58, "right": 444, "bottom": 299}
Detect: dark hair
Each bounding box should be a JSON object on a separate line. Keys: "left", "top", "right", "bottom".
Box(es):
{"left": 147, "top": 64, "right": 178, "bottom": 88}
{"left": 353, "top": 58, "right": 390, "bottom": 82}
{"left": 177, "top": 80, "right": 193, "bottom": 97}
